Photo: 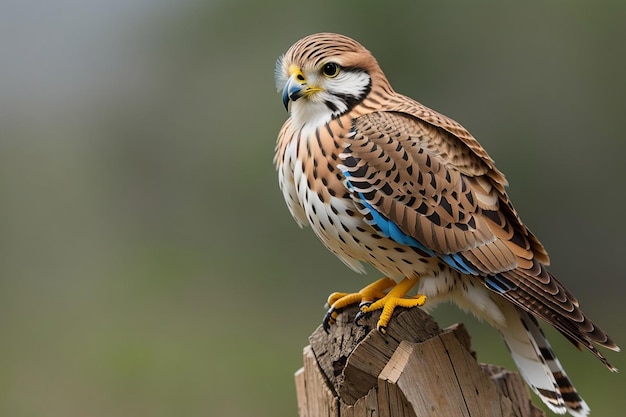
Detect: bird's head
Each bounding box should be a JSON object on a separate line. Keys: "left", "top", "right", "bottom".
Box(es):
{"left": 275, "top": 33, "right": 384, "bottom": 127}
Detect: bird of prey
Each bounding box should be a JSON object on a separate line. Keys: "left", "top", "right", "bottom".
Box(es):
{"left": 274, "top": 32, "right": 618, "bottom": 416}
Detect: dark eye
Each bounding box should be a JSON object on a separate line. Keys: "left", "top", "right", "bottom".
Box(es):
{"left": 322, "top": 62, "right": 340, "bottom": 78}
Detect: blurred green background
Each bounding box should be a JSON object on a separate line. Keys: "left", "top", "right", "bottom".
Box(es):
{"left": 1, "top": 0, "right": 624, "bottom": 416}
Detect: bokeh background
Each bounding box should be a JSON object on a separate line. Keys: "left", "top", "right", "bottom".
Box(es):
{"left": 1, "top": 1, "right": 624, "bottom": 416}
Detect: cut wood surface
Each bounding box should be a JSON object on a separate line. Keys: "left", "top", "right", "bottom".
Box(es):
{"left": 295, "top": 306, "right": 545, "bottom": 417}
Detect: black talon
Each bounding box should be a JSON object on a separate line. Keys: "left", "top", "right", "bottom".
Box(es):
{"left": 354, "top": 309, "right": 371, "bottom": 327}
{"left": 354, "top": 311, "right": 365, "bottom": 326}
{"left": 323, "top": 307, "right": 339, "bottom": 333}
{"left": 354, "top": 301, "right": 374, "bottom": 327}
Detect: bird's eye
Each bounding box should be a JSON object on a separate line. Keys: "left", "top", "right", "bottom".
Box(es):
{"left": 322, "top": 62, "right": 340, "bottom": 78}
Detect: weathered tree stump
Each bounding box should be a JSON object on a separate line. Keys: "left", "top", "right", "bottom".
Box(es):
{"left": 295, "top": 306, "right": 545, "bottom": 417}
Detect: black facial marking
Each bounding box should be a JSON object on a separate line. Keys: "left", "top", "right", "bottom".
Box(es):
{"left": 326, "top": 68, "right": 372, "bottom": 116}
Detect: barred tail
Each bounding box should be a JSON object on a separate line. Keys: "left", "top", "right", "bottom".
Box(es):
{"left": 498, "top": 303, "right": 590, "bottom": 416}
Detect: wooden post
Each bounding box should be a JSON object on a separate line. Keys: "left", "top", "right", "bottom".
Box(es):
{"left": 295, "top": 306, "right": 546, "bottom": 417}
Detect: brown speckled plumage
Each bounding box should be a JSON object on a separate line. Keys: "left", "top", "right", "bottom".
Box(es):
{"left": 274, "top": 33, "right": 618, "bottom": 416}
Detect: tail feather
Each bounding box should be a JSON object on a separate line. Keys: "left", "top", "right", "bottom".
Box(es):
{"left": 497, "top": 302, "right": 590, "bottom": 416}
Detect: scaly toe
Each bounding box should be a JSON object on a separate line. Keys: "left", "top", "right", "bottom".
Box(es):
{"left": 326, "top": 292, "right": 349, "bottom": 307}
{"left": 412, "top": 294, "right": 427, "bottom": 306}
{"left": 361, "top": 293, "right": 427, "bottom": 334}
{"left": 321, "top": 278, "right": 396, "bottom": 330}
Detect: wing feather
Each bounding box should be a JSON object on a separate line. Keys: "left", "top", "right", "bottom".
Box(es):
{"left": 339, "top": 110, "right": 619, "bottom": 363}
{"left": 340, "top": 111, "right": 536, "bottom": 268}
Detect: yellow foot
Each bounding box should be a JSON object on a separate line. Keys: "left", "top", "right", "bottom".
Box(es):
{"left": 356, "top": 277, "right": 426, "bottom": 334}
{"left": 322, "top": 277, "right": 395, "bottom": 332}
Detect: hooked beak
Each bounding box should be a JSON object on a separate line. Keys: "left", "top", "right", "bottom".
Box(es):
{"left": 282, "top": 75, "right": 304, "bottom": 110}
{"left": 281, "top": 65, "right": 321, "bottom": 111}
